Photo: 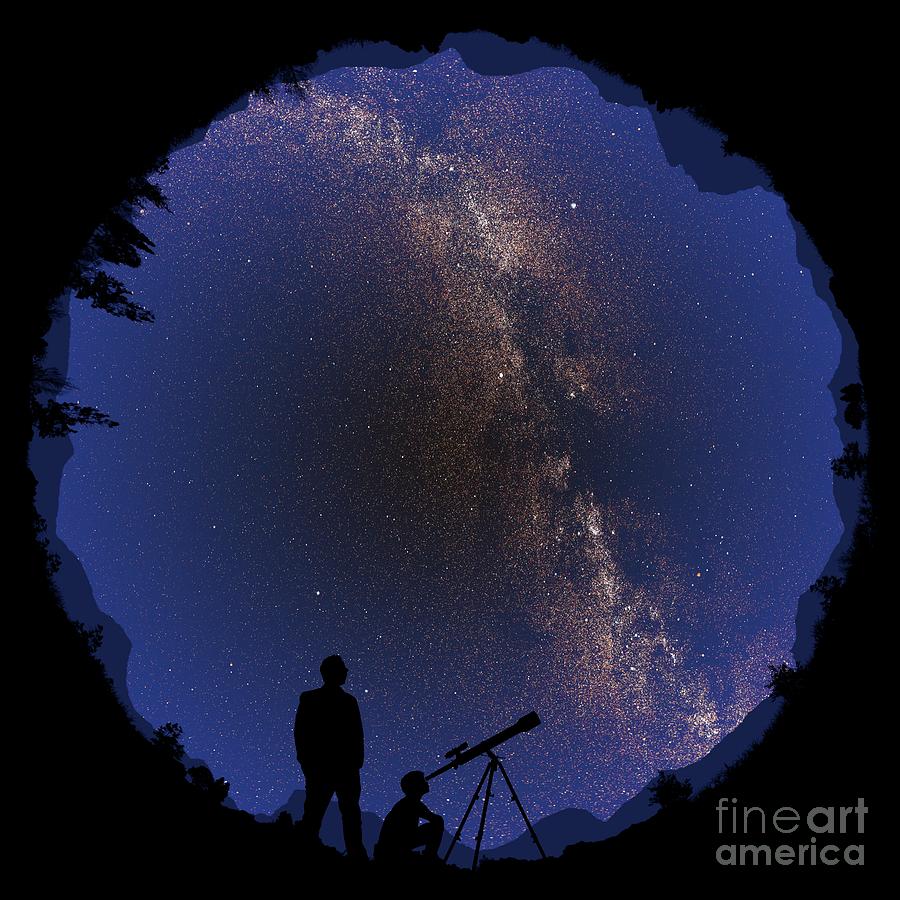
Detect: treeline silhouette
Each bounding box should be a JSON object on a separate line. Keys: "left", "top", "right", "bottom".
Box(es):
{"left": 21, "top": 21, "right": 879, "bottom": 888}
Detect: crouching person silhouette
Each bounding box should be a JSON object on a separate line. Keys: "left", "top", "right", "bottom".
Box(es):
{"left": 374, "top": 770, "right": 444, "bottom": 863}
{"left": 294, "top": 655, "right": 368, "bottom": 860}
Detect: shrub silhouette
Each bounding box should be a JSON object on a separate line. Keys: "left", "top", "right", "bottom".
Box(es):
{"left": 648, "top": 771, "right": 692, "bottom": 809}
{"left": 188, "top": 765, "right": 230, "bottom": 804}
{"left": 766, "top": 661, "right": 807, "bottom": 701}
{"left": 152, "top": 722, "right": 186, "bottom": 761}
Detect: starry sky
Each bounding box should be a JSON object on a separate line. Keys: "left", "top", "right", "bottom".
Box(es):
{"left": 56, "top": 50, "right": 844, "bottom": 844}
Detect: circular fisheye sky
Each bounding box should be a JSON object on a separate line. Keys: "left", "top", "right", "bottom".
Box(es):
{"left": 57, "top": 48, "right": 844, "bottom": 843}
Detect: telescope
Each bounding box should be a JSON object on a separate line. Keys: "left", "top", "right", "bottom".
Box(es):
{"left": 428, "top": 711, "right": 545, "bottom": 869}
{"left": 427, "top": 712, "right": 540, "bottom": 779}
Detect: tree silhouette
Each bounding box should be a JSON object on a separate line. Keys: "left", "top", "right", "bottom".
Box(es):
{"left": 31, "top": 398, "right": 119, "bottom": 438}
{"left": 31, "top": 172, "right": 170, "bottom": 432}
{"left": 34, "top": 509, "right": 61, "bottom": 576}
{"left": 648, "top": 770, "right": 692, "bottom": 809}
{"left": 831, "top": 442, "right": 867, "bottom": 479}
{"left": 72, "top": 270, "right": 154, "bottom": 323}
{"left": 31, "top": 362, "right": 71, "bottom": 395}
{"left": 31, "top": 362, "right": 119, "bottom": 437}
{"left": 766, "top": 661, "right": 806, "bottom": 702}
{"left": 65, "top": 168, "right": 170, "bottom": 324}
{"left": 810, "top": 575, "right": 843, "bottom": 613}
{"left": 152, "top": 722, "right": 186, "bottom": 761}
{"left": 73, "top": 621, "right": 104, "bottom": 656}
{"left": 839, "top": 383, "right": 866, "bottom": 430}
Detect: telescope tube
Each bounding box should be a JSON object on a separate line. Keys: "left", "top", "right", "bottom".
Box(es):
{"left": 427, "top": 712, "right": 540, "bottom": 779}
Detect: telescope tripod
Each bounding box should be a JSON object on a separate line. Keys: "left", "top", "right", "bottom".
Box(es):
{"left": 444, "top": 750, "right": 546, "bottom": 869}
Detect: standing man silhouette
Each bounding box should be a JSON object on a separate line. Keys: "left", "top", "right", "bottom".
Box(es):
{"left": 294, "top": 654, "right": 367, "bottom": 860}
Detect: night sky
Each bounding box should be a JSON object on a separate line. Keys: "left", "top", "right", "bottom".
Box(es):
{"left": 56, "top": 50, "right": 844, "bottom": 843}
